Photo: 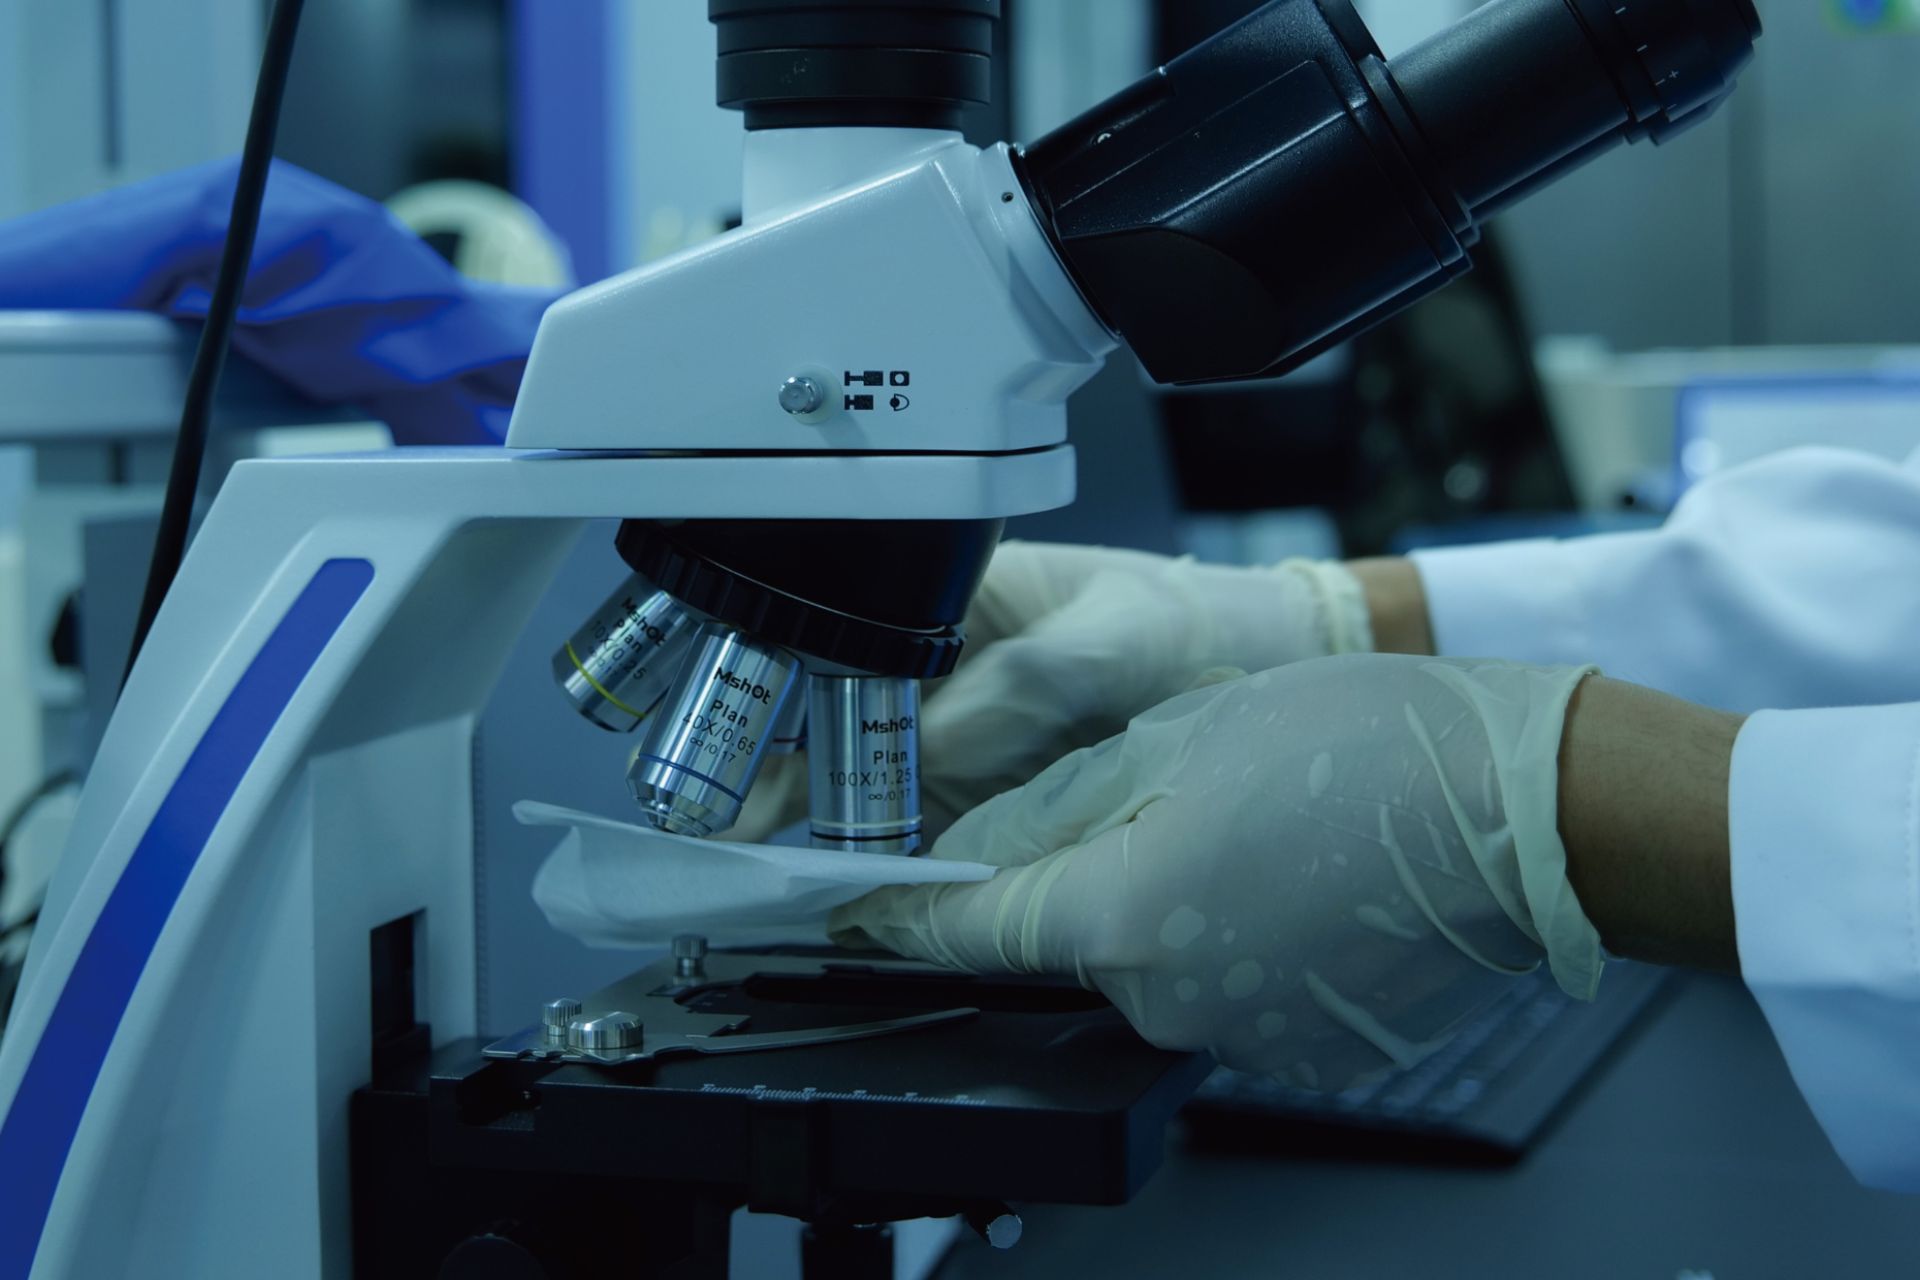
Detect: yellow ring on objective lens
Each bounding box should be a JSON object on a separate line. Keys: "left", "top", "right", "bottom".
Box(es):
{"left": 565, "top": 641, "right": 648, "bottom": 721}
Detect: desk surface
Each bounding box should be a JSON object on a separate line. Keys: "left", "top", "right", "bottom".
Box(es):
{"left": 938, "top": 974, "right": 1920, "bottom": 1278}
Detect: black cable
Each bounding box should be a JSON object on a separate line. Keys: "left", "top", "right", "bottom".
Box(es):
{"left": 0, "top": 768, "right": 81, "bottom": 1036}
{"left": 121, "top": 0, "right": 308, "bottom": 689}
{"left": 0, "top": 770, "right": 73, "bottom": 1034}
{"left": 0, "top": 956, "right": 19, "bottom": 1033}
{"left": 0, "top": 905, "right": 34, "bottom": 1030}
{"left": 0, "top": 769, "right": 78, "bottom": 925}
{"left": 0, "top": 772, "right": 75, "bottom": 852}
{"left": 0, "top": 909, "right": 37, "bottom": 946}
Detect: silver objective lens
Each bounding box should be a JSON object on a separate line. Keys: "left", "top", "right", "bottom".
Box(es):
{"left": 628, "top": 623, "right": 804, "bottom": 837}
{"left": 767, "top": 688, "right": 809, "bottom": 755}
{"left": 808, "top": 675, "right": 921, "bottom": 854}
{"left": 553, "top": 575, "right": 701, "bottom": 732}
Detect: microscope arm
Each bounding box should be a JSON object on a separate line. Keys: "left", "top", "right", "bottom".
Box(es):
{"left": 1016, "top": 0, "right": 1762, "bottom": 385}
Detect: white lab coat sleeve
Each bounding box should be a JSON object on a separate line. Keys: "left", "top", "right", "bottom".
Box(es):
{"left": 1411, "top": 446, "right": 1920, "bottom": 1189}
{"left": 1409, "top": 446, "right": 1920, "bottom": 711}
{"left": 1731, "top": 702, "right": 1920, "bottom": 1191}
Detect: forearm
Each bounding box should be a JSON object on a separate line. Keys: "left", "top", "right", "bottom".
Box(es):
{"left": 1556, "top": 676, "right": 1742, "bottom": 972}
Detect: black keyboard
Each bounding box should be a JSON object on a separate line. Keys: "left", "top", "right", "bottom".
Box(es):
{"left": 1183, "top": 963, "right": 1668, "bottom": 1159}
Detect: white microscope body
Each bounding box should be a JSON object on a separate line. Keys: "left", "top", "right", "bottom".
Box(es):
{"left": 0, "top": 131, "right": 1112, "bottom": 1277}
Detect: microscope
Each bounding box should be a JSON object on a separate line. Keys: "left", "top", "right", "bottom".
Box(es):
{"left": 0, "top": 1, "right": 1759, "bottom": 1276}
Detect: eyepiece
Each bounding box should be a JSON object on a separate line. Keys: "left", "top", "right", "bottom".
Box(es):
{"left": 1017, "top": 0, "right": 1761, "bottom": 384}
{"left": 1388, "top": 0, "right": 1762, "bottom": 216}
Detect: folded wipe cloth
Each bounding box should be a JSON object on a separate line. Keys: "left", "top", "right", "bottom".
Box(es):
{"left": 518, "top": 801, "right": 996, "bottom": 948}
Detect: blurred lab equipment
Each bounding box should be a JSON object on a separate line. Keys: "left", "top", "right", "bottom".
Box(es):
{"left": 1674, "top": 374, "right": 1920, "bottom": 494}
{"left": 385, "top": 179, "right": 575, "bottom": 288}
{"left": 0, "top": 0, "right": 257, "bottom": 220}
{"left": 0, "top": 310, "right": 385, "bottom": 1035}
{"left": 0, "top": 159, "right": 561, "bottom": 446}
{"left": 0, "top": 152, "right": 581, "bottom": 969}
{"left": 1538, "top": 338, "right": 1920, "bottom": 511}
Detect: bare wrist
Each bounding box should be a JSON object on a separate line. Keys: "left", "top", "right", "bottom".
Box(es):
{"left": 1349, "top": 557, "right": 1435, "bottom": 656}
{"left": 1557, "top": 676, "right": 1743, "bottom": 972}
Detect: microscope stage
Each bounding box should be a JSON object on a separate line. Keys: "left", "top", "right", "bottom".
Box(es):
{"left": 352, "top": 950, "right": 1211, "bottom": 1268}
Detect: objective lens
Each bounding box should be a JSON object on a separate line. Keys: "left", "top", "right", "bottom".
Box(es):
{"left": 807, "top": 675, "right": 921, "bottom": 854}
{"left": 628, "top": 623, "right": 804, "bottom": 837}
{"left": 768, "top": 687, "right": 809, "bottom": 755}
{"left": 554, "top": 575, "right": 701, "bottom": 732}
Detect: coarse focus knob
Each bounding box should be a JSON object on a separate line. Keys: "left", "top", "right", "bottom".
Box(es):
{"left": 570, "top": 1011, "right": 645, "bottom": 1051}
{"left": 542, "top": 998, "right": 582, "bottom": 1037}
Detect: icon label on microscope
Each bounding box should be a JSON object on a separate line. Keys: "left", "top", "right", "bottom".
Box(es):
{"left": 841, "top": 371, "right": 913, "bottom": 411}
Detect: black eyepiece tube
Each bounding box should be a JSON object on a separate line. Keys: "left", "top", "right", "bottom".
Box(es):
{"left": 1017, "top": 0, "right": 1761, "bottom": 385}
{"left": 1392, "top": 0, "right": 1761, "bottom": 216}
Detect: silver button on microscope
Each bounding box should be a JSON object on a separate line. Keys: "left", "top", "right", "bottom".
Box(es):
{"left": 778, "top": 375, "right": 826, "bottom": 416}
{"left": 672, "top": 934, "right": 709, "bottom": 981}
{"left": 569, "top": 1011, "right": 645, "bottom": 1051}
{"left": 542, "top": 998, "right": 583, "bottom": 1040}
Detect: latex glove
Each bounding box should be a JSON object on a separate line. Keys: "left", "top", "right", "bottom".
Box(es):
{"left": 830, "top": 654, "right": 1604, "bottom": 1088}
{"left": 726, "top": 541, "right": 1371, "bottom": 842}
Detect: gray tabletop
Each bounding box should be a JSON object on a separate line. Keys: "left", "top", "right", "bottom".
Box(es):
{"left": 938, "top": 974, "right": 1920, "bottom": 1278}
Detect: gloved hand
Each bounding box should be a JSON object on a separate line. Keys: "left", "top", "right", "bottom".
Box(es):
{"left": 829, "top": 654, "right": 1605, "bottom": 1088}
{"left": 726, "top": 541, "right": 1372, "bottom": 842}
